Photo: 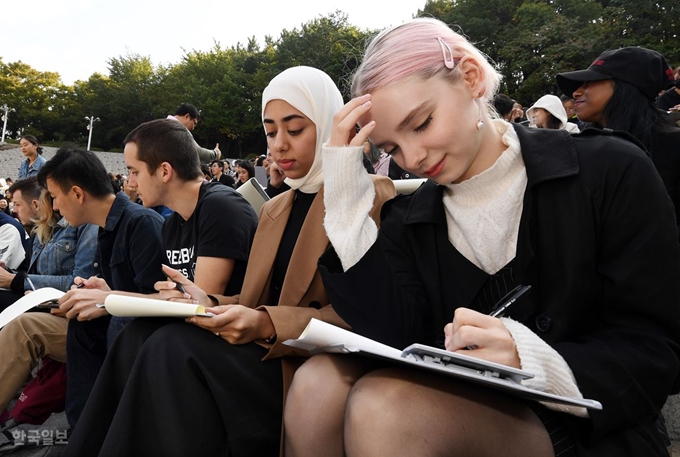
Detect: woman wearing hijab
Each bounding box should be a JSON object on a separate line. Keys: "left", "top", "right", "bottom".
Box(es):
{"left": 62, "top": 66, "right": 395, "bottom": 457}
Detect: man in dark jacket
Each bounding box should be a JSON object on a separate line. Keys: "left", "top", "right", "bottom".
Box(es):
{"left": 37, "top": 147, "right": 166, "bottom": 429}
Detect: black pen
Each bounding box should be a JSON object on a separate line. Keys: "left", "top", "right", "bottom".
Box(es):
{"left": 167, "top": 277, "right": 186, "bottom": 295}
{"left": 489, "top": 285, "right": 532, "bottom": 318}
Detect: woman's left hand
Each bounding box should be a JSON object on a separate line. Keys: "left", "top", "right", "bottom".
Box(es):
{"left": 187, "top": 305, "right": 275, "bottom": 345}
{"left": 444, "top": 308, "right": 521, "bottom": 368}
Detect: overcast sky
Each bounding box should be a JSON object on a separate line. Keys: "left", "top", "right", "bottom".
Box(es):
{"left": 2, "top": 0, "right": 426, "bottom": 84}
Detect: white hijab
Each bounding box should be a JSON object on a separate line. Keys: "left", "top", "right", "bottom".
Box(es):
{"left": 261, "top": 66, "right": 344, "bottom": 194}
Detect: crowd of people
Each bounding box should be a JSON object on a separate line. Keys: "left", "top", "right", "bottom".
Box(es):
{"left": 0, "top": 17, "right": 679, "bottom": 457}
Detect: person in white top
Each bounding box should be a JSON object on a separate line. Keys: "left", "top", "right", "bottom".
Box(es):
{"left": 526, "top": 94, "right": 580, "bottom": 132}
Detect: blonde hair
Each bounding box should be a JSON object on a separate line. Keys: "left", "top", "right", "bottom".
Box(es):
{"left": 32, "top": 191, "right": 62, "bottom": 245}
{"left": 351, "top": 18, "right": 501, "bottom": 116}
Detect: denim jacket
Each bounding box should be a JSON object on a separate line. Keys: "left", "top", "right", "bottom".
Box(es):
{"left": 17, "top": 154, "right": 47, "bottom": 180}
{"left": 25, "top": 218, "right": 98, "bottom": 291}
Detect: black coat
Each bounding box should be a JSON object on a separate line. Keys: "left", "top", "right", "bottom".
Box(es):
{"left": 319, "top": 125, "right": 680, "bottom": 456}
{"left": 650, "top": 127, "right": 680, "bottom": 236}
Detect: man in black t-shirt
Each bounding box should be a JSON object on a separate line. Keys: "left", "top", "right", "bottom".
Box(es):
{"left": 124, "top": 119, "right": 258, "bottom": 296}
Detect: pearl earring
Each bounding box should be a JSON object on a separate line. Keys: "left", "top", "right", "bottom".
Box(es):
{"left": 476, "top": 119, "right": 485, "bottom": 130}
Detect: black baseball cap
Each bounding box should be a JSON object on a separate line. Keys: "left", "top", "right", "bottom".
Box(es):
{"left": 557, "top": 47, "right": 675, "bottom": 100}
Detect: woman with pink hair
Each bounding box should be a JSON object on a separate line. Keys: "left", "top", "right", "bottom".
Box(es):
{"left": 284, "top": 18, "right": 680, "bottom": 457}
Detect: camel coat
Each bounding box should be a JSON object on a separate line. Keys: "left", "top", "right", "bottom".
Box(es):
{"left": 210, "top": 176, "right": 396, "bottom": 397}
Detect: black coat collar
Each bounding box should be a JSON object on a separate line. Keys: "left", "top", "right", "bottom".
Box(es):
{"left": 401, "top": 124, "right": 580, "bottom": 225}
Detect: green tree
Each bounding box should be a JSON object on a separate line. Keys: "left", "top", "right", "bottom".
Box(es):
{"left": 498, "top": 0, "right": 605, "bottom": 103}
{"left": 273, "top": 11, "right": 372, "bottom": 97}
{"left": 161, "top": 41, "right": 268, "bottom": 158}
{"left": 598, "top": 0, "right": 679, "bottom": 64}
{"left": 0, "top": 58, "right": 66, "bottom": 140}
{"left": 417, "top": 0, "right": 679, "bottom": 105}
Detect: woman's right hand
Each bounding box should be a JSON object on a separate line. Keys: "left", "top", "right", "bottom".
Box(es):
{"left": 269, "top": 161, "right": 286, "bottom": 188}
{"left": 327, "top": 94, "right": 376, "bottom": 148}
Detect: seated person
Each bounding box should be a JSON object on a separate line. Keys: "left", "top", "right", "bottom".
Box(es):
{"left": 35, "top": 147, "right": 167, "bottom": 429}
{"left": 0, "top": 204, "right": 29, "bottom": 272}
{"left": 55, "top": 118, "right": 258, "bottom": 431}
{"left": 0, "top": 187, "right": 98, "bottom": 416}
{"left": 123, "top": 119, "right": 258, "bottom": 296}
{"left": 284, "top": 19, "right": 680, "bottom": 457}
{"left": 62, "top": 66, "right": 395, "bottom": 457}
{"left": 0, "top": 177, "right": 98, "bottom": 309}
{"left": 234, "top": 159, "right": 255, "bottom": 189}
{"left": 526, "top": 94, "right": 580, "bottom": 132}
{"left": 210, "top": 159, "right": 236, "bottom": 187}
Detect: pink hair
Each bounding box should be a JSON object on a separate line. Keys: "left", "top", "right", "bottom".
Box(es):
{"left": 351, "top": 18, "right": 501, "bottom": 114}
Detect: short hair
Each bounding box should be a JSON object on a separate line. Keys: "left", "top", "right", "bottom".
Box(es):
{"left": 352, "top": 18, "right": 502, "bottom": 118}
{"left": 124, "top": 119, "right": 202, "bottom": 182}
{"left": 8, "top": 176, "right": 42, "bottom": 203}
{"left": 37, "top": 147, "right": 113, "bottom": 198}
{"left": 493, "top": 94, "right": 515, "bottom": 117}
{"left": 210, "top": 160, "right": 225, "bottom": 168}
{"left": 559, "top": 94, "right": 574, "bottom": 103}
{"left": 20, "top": 135, "right": 44, "bottom": 155}
{"left": 174, "top": 103, "right": 200, "bottom": 120}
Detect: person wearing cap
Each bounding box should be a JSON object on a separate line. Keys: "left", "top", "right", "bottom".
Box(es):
{"left": 526, "top": 94, "right": 581, "bottom": 133}
{"left": 557, "top": 47, "right": 680, "bottom": 237}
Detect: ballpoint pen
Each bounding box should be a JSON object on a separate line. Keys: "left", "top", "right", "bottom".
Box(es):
{"left": 167, "top": 276, "right": 186, "bottom": 295}
{"left": 464, "top": 285, "right": 532, "bottom": 350}
{"left": 25, "top": 276, "right": 36, "bottom": 292}
{"left": 488, "top": 285, "right": 532, "bottom": 318}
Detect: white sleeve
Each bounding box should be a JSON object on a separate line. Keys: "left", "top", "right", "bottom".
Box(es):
{"left": 0, "top": 224, "right": 26, "bottom": 270}
{"left": 322, "top": 143, "right": 378, "bottom": 271}
{"left": 501, "top": 317, "right": 589, "bottom": 418}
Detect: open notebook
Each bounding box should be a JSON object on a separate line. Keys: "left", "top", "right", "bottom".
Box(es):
{"left": 284, "top": 319, "right": 602, "bottom": 410}
{"left": 0, "top": 289, "right": 214, "bottom": 330}
{"left": 0, "top": 287, "right": 65, "bottom": 329}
